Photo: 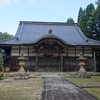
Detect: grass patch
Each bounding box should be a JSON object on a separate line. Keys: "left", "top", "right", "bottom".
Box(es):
{"left": 66, "top": 76, "right": 100, "bottom": 99}
{"left": 66, "top": 76, "right": 100, "bottom": 85}
{"left": 84, "top": 88, "right": 100, "bottom": 99}
{"left": 0, "top": 80, "right": 43, "bottom": 100}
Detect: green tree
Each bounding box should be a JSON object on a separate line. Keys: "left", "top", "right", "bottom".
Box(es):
{"left": 0, "top": 53, "right": 4, "bottom": 67}
{"left": 87, "top": 8, "right": 100, "bottom": 40}
{"left": 0, "top": 32, "right": 4, "bottom": 40}
{"left": 77, "top": 4, "right": 95, "bottom": 37}
{"left": 78, "top": 1, "right": 100, "bottom": 72}
{"left": 77, "top": 7, "right": 85, "bottom": 33}
{"left": 2, "top": 32, "right": 13, "bottom": 40}
{"left": 85, "top": 4, "right": 95, "bottom": 36}
{"left": 95, "top": 0, "right": 100, "bottom": 6}
{"left": 94, "top": 0, "right": 100, "bottom": 71}
{"left": 67, "top": 17, "right": 74, "bottom": 22}
{"left": 87, "top": 1, "right": 100, "bottom": 40}
{"left": 0, "top": 32, "right": 13, "bottom": 40}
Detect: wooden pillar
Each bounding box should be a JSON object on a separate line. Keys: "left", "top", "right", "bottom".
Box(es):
{"left": 58, "top": 53, "right": 61, "bottom": 71}
{"left": 28, "top": 47, "right": 29, "bottom": 57}
{"left": 82, "top": 47, "right": 84, "bottom": 56}
{"left": 61, "top": 53, "right": 63, "bottom": 72}
{"left": 92, "top": 48, "right": 94, "bottom": 57}
{"left": 75, "top": 47, "right": 76, "bottom": 57}
{"left": 19, "top": 46, "right": 21, "bottom": 56}
{"left": 35, "top": 53, "right": 38, "bottom": 71}
{"left": 93, "top": 51, "right": 96, "bottom": 72}
{"left": 66, "top": 47, "right": 68, "bottom": 57}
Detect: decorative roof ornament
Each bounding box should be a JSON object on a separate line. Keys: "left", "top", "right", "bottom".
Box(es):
{"left": 49, "top": 28, "right": 53, "bottom": 34}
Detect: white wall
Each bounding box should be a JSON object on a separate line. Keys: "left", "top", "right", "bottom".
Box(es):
{"left": 11, "top": 46, "right": 92, "bottom": 57}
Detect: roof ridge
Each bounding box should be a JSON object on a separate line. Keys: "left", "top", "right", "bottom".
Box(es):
{"left": 18, "top": 22, "right": 24, "bottom": 40}
{"left": 87, "top": 38, "right": 100, "bottom": 43}
{"left": 20, "top": 21, "right": 77, "bottom": 26}
{"left": 75, "top": 24, "right": 88, "bottom": 42}
{"left": 0, "top": 36, "right": 18, "bottom": 42}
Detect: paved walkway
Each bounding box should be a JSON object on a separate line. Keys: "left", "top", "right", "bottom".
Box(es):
{"left": 41, "top": 77, "right": 99, "bottom": 100}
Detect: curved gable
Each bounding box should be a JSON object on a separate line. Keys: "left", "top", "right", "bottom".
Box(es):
{"left": 24, "top": 30, "right": 74, "bottom": 46}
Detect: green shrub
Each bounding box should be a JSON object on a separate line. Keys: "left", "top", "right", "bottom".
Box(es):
{"left": 0, "top": 54, "right": 4, "bottom": 67}
{"left": 0, "top": 72, "right": 4, "bottom": 77}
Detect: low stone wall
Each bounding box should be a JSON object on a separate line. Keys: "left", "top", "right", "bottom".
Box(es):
{"left": 78, "top": 84, "right": 100, "bottom": 88}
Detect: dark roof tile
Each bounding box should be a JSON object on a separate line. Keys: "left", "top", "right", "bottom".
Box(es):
{"left": 0, "top": 21, "right": 100, "bottom": 46}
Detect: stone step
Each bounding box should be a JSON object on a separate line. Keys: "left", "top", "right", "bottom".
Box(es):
{"left": 42, "top": 75, "right": 60, "bottom": 77}
{"left": 39, "top": 72, "right": 60, "bottom": 75}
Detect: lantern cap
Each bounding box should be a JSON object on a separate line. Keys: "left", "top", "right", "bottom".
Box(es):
{"left": 77, "top": 52, "right": 87, "bottom": 61}
{"left": 17, "top": 52, "right": 26, "bottom": 61}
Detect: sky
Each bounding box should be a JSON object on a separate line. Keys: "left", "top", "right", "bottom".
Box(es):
{"left": 0, "top": 0, "right": 97, "bottom": 35}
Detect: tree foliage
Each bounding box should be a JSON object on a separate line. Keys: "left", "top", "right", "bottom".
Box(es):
{"left": 77, "top": 0, "right": 100, "bottom": 72}
{"left": 77, "top": 7, "right": 86, "bottom": 37}
{"left": 87, "top": 3, "right": 100, "bottom": 40}
{"left": 94, "top": 0, "right": 100, "bottom": 71}
{"left": 67, "top": 17, "right": 74, "bottom": 23}
{"left": 0, "top": 54, "right": 4, "bottom": 67}
{"left": 78, "top": 2, "right": 100, "bottom": 40}
{"left": 0, "top": 32, "right": 13, "bottom": 40}
{"left": 78, "top": 3, "right": 95, "bottom": 37}
{"left": 0, "top": 32, "right": 4, "bottom": 40}
{"left": 95, "top": 0, "right": 100, "bottom": 6}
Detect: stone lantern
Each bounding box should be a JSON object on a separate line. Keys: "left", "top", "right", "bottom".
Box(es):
{"left": 17, "top": 52, "right": 26, "bottom": 72}
{"left": 14, "top": 52, "right": 29, "bottom": 80}
{"left": 77, "top": 52, "right": 88, "bottom": 78}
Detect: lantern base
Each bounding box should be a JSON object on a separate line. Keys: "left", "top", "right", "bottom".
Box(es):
{"left": 14, "top": 64, "right": 29, "bottom": 80}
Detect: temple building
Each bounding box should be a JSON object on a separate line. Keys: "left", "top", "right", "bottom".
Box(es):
{"left": 0, "top": 21, "right": 100, "bottom": 72}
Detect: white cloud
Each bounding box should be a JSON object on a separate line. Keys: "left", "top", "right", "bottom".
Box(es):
{"left": 0, "top": 0, "right": 11, "bottom": 7}
{"left": 0, "top": 0, "right": 38, "bottom": 8}
{"left": 74, "top": 18, "right": 77, "bottom": 23}
{"left": 0, "top": 0, "right": 22, "bottom": 8}
{"left": 27, "top": 0, "right": 38, "bottom": 4}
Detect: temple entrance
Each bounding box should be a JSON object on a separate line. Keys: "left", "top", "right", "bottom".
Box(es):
{"left": 24, "top": 33, "right": 66, "bottom": 72}
{"left": 38, "top": 57, "right": 60, "bottom": 72}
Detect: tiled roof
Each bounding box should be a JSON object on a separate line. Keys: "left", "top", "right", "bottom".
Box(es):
{"left": 0, "top": 21, "right": 100, "bottom": 46}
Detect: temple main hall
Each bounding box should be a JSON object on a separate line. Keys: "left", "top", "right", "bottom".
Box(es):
{"left": 0, "top": 21, "right": 100, "bottom": 72}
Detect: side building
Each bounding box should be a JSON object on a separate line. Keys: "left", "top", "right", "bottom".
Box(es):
{"left": 0, "top": 21, "right": 100, "bottom": 72}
